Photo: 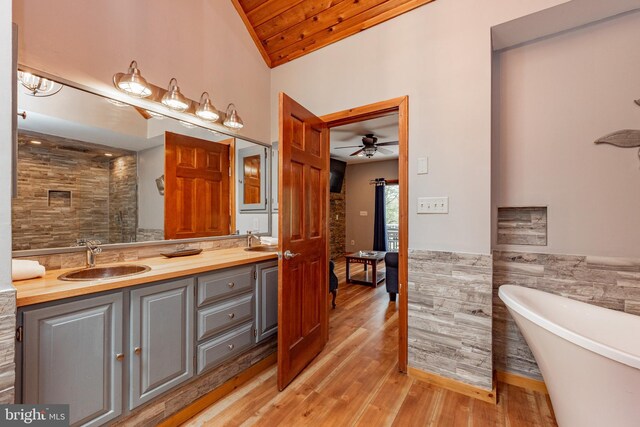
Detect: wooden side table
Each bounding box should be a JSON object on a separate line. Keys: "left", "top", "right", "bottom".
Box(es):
{"left": 345, "top": 251, "right": 386, "bottom": 287}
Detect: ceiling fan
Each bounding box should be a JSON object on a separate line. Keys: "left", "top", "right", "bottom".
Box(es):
{"left": 334, "top": 134, "right": 398, "bottom": 158}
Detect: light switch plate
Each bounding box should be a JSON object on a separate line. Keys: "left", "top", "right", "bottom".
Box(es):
{"left": 360, "top": 211, "right": 368, "bottom": 216}
{"left": 417, "top": 197, "right": 449, "bottom": 214}
{"left": 417, "top": 157, "right": 429, "bottom": 174}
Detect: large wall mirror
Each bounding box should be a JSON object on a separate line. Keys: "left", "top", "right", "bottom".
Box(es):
{"left": 13, "top": 72, "right": 271, "bottom": 252}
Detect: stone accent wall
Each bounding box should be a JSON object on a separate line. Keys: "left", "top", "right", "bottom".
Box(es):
{"left": 109, "top": 155, "right": 138, "bottom": 244}
{"left": 493, "top": 250, "right": 640, "bottom": 380}
{"left": 329, "top": 179, "right": 346, "bottom": 259}
{"left": 14, "top": 236, "right": 247, "bottom": 271}
{"left": 0, "top": 289, "right": 16, "bottom": 403}
{"left": 408, "top": 250, "right": 493, "bottom": 390}
{"left": 497, "top": 207, "right": 547, "bottom": 246}
{"left": 13, "top": 137, "right": 111, "bottom": 250}
{"left": 12, "top": 132, "right": 138, "bottom": 250}
{"left": 136, "top": 228, "right": 164, "bottom": 242}
{"left": 113, "top": 337, "right": 276, "bottom": 426}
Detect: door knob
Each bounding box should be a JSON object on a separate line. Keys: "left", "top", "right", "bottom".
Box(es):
{"left": 283, "top": 250, "right": 300, "bottom": 260}
{"left": 134, "top": 347, "right": 142, "bottom": 355}
{"left": 115, "top": 353, "right": 124, "bottom": 361}
{"left": 228, "top": 313, "right": 235, "bottom": 319}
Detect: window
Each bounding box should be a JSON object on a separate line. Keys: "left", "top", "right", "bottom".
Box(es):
{"left": 385, "top": 184, "right": 399, "bottom": 251}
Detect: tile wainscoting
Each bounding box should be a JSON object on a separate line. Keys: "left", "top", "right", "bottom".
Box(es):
{"left": 14, "top": 237, "right": 246, "bottom": 271}
{"left": 493, "top": 250, "right": 640, "bottom": 380}
{"left": 408, "top": 250, "right": 494, "bottom": 390}
{"left": 0, "top": 289, "right": 16, "bottom": 403}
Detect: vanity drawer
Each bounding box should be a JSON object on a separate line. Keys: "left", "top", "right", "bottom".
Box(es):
{"left": 197, "top": 322, "right": 253, "bottom": 374}
{"left": 197, "top": 266, "right": 254, "bottom": 307}
{"left": 197, "top": 293, "right": 253, "bottom": 341}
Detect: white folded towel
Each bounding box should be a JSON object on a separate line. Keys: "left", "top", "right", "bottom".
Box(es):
{"left": 12, "top": 259, "right": 46, "bottom": 281}
{"left": 260, "top": 236, "right": 278, "bottom": 246}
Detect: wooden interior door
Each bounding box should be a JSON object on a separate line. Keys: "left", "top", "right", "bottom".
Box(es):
{"left": 278, "top": 93, "right": 329, "bottom": 390}
{"left": 165, "top": 132, "right": 230, "bottom": 239}
{"left": 243, "top": 154, "right": 261, "bottom": 204}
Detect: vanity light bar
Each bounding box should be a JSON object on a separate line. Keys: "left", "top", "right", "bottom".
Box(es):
{"left": 113, "top": 60, "right": 244, "bottom": 130}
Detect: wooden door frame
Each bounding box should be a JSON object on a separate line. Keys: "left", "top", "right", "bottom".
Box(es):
{"left": 217, "top": 137, "right": 236, "bottom": 234}
{"left": 320, "top": 96, "right": 409, "bottom": 372}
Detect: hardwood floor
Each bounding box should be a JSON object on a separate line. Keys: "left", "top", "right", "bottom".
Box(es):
{"left": 184, "top": 258, "right": 557, "bottom": 427}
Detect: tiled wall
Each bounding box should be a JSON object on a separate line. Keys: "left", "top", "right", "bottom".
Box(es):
{"left": 108, "top": 155, "right": 138, "bottom": 244}
{"left": 13, "top": 137, "right": 111, "bottom": 250}
{"left": 14, "top": 236, "right": 247, "bottom": 271}
{"left": 0, "top": 289, "right": 16, "bottom": 403}
{"left": 493, "top": 250, "right": 640, "bottom": 380}
{"left": 13, "top": 133, "right": 138, "bottom": 250}
{"left": 497, "top": 207, "right": 547, "bottom": 246}
{"left": 136, "top": 228, "right": 164, "bottom": 242}
{"left": 408, "top": 250, "right": 494, "bottom": 390}
{"left": 329, "top": 180, "right": 346, "bottom": 259}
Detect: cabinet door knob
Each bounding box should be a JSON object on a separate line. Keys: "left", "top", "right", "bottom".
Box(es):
{"left": 134, "top": 347, "right": 142, "bottom": 355}
{"left": 228, "top": 282, "right": 235, "bottom": 288}
{"left": 228, "top": 344, "right": 234, "bottom": 350}
{"left": 115, "top": 353, "right": 124, "bottom": 361}
{"left": 228, "top": 313, "right": 235, "bottom": 319}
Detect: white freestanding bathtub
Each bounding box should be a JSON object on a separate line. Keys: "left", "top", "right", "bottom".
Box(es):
{"left": 499, "top": 285, "right": 640, "bottom": 427}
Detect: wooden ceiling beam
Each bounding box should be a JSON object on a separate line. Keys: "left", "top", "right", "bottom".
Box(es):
{"left": 231, "top": 0, "right": 273, "bottom": 67}
{"left": 247, "top": 0, "right": 306, "bottom": 27}
{"left": 238, "top": 0, "right": 269, "bottom": 13}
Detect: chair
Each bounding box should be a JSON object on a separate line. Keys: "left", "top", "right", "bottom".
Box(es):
{"left": 384, "top": 252, "right": 398, "bottom": 302}
{"left": 329, "top": 260, "right": 338, "bottom": 308}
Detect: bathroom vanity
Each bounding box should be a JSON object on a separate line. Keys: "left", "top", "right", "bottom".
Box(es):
{"left": 13, "top": 248, "right": 278, "bottom": 426}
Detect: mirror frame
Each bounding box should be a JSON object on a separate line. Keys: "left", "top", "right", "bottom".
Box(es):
{"left": 12, "top": 65, "right": 273, "bottom": 258}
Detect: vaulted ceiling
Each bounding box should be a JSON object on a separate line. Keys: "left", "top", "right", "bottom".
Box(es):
{"left": 231, "top": 0, "right": 436, "bottom": 68}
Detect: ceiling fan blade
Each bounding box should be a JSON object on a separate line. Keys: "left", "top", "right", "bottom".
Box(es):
{"left": 376, "top": 141, "right": 399, "bottom": 146}
{"left": 350, "top": 148, "right": 364, "bottom": 157}
{"left": 377, "top": 147, "right": 393, "bottom": 155}
{"left": 334, "top": 145, "right": 363, "bottom": 149}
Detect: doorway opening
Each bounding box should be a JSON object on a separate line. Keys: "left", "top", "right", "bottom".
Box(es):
{"left": 321, "top": 96, "right": 409, "bottom": 371}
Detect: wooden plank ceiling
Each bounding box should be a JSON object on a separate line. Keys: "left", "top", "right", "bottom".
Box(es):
{"left": 231, "top": 0, "right": 436, "bottom": 68}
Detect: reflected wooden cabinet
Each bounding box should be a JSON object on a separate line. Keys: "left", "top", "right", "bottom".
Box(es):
{"left": 238, "top": 146, "right": 268, "bottom": 211}
{"left": 21, "top": 293, "right": 124, "bottom": 427}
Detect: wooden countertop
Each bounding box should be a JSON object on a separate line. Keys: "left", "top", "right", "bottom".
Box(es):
{"left": 14, "top": 247, "right": 278, "bottom": 307}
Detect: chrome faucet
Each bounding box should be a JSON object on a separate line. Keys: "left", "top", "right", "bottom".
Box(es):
{"left": 246, "top": 231, "right": 261, "bottom": 248}
{"left": 77, "top": 239, "right": 102, "bottom": 268}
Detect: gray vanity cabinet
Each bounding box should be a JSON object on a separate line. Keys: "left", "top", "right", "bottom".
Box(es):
{"left": 129, "top": 278, "right": 194, "bottom": 409}
{"left": 255, "top": 261, "right": 278, "bottom": 343}
{"left": 22, "top": 293, "right": 124, "bottom": 427}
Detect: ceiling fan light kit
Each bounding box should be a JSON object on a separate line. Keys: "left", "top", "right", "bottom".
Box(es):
{"left": 113, "top": 60, "right": 244, "bottom": 130}
{"left": 334, "top": 133, "right": 399, "bottom": 158}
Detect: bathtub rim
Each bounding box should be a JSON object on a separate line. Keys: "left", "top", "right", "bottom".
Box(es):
{"left": 498, "top": 284, "right": 640, "bottom": 370}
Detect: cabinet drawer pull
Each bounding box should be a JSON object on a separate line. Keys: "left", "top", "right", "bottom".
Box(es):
{"left": 228, "top": 344, "right": 235, "bottom": 350}
{"left": 228, "top": 313, "right": 235, "bottom": 319}
{"left": 115, "top": 353, "right": 124, "bottom": 361}
{"left": 134, "top": 347, "right": 142, "bottom": 355}
{"left": 228, "top": 282, "right": 235, "bottom": 288}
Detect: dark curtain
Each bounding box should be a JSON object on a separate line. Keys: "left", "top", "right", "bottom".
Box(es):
{"left": 372, "top": 179, "right": 387, "bottom": 251}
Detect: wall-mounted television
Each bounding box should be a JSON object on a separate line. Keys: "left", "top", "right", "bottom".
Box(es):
{"left": 329, "top": 158, "right": 346, "bottom": 193}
